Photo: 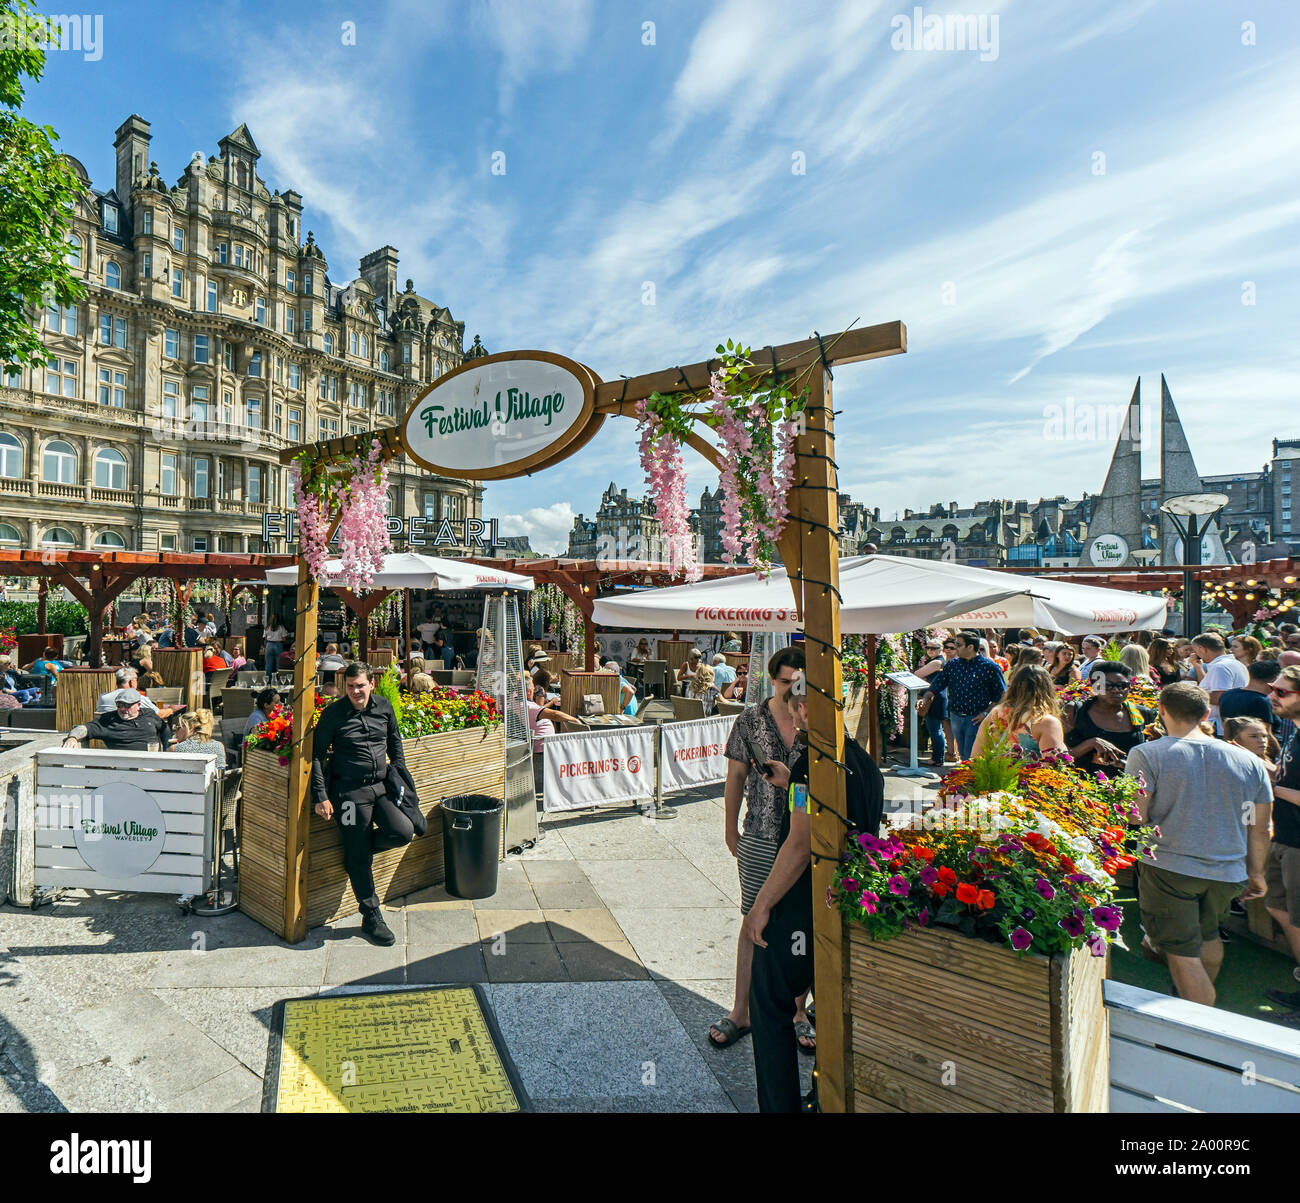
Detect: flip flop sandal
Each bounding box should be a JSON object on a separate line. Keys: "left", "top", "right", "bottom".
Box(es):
{"left": 707, "top": 1017, "right": 750, "bottom": 1048}
{"left": 795, "top": 1020, "right": 817, "bottom": 1056}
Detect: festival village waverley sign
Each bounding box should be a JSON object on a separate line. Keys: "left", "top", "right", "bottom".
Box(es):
{"left": 402, "top": 350, "right": 602, "bottom": 480}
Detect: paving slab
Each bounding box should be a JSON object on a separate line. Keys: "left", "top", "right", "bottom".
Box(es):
{"left": 404, "top": 943, "right": 487, "bottom": 984}
{"left": 405, "top": 907, "right": 479, "bottom": 946}
{"left": 149, "top": 943, "right": 328, "bottom": 989}
{"left": 557, "top": 817, "right": 682, "bottom": 861}
{"left": 76, "top": 989, "right": 242, "bottom": 1104}
{"left": 474, "top": 909, "right": 553, "bottom": 944}
{"left": 397, "top": 884, "right": 473, "bottom": 909}
{"left": 167, "top": 1063, "right": 264, "bottom": 1113}
{"left": 556, "top": 941, "right": 648, "bottom": 981}
{"left": 322, "top": 943, "right": 406, "bottom": 987}
{"left": 482, "top": 941, "right": 568, "bottom": 983}
{"left": 529, "top": 879, "right": 605, "bottom": 910}
{"left": 486, "top": 981, "right": 733, "bottom": 1112}
{"left": 544, "top": 908, "right": 629, "bottom": 945}
{"left": 520, "top": 860, "right": 589, "bottom": 885}
{"left": 149, "top": 986, "right": 285, "bottom": 1078}
{"left": 608, "top": 906, "right": 741, "bottom": 981}
{"left": 582, "top": 859, "right": 732, "bottom": 911}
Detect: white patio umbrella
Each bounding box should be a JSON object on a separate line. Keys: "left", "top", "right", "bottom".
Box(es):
{"left": 264, "top": 552, "right": 535, "bottom": 592}
{"left": 591, "top": 554, "right": 1164, "bottom": 636}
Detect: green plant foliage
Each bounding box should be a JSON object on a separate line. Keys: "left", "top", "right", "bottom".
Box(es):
{"left": 0, "top": 598, "right": 86, "bottom": 635}
{"left": 375, "top": 662, "right": 404, "bottom": 725}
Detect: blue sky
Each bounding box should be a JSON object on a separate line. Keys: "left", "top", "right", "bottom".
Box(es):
{"left": 26, "top": 0, "right": 1300, "bottom": 553}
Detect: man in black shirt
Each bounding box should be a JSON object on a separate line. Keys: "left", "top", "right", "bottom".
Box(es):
{"left": 1265, "top": 666, "right": 1300, "bottom": 1022}
{"left": 1220, "top": 659, "right": 1280, "bottom": 733}
{"left": 311, "top": 663, "right": 416, "bottom": 946}
{"left": 63, "top": 690, "right": 171, "bottom": 751}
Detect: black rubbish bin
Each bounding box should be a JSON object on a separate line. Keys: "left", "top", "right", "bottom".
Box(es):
{"left": 441, "top": 793, "right": 504, "bottom": 900}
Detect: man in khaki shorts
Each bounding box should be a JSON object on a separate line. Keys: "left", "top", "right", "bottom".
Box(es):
{"left": 1264, "top": 665, "right": 1300, "bottom": 1024}
{"left": 1125, "top": 682, "right": 1272, "bottom": 1007}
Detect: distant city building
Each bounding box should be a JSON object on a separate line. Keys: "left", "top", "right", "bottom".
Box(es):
{"left": 492, "top": 534, "right": 539, "bottom": 560}
{"left": 565, "top": 482, "right": 700, "bottom": 564}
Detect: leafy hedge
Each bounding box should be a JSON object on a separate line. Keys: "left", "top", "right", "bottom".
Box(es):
{"left": 0, "top": 600, "right": 87, "bottom": 636}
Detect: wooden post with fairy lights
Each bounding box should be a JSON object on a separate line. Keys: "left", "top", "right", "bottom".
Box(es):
{"left": 277, "top": 323, "right": 907, "bottom": 1111}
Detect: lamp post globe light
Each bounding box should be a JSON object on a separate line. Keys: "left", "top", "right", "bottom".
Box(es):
{"left": 1159, "top": 493, "right": 1228, "bottom": 638}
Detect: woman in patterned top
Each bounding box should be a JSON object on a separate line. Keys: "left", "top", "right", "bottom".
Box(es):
{"left": 170, "top": 708, "right": 227, "bottom": 771}
{"left": 689, "top": 663, "right": 721, "bottom": 716}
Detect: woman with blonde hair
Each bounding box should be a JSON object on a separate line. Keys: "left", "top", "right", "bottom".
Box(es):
{"left": 689, "top": 662, "right": 721, "bottom": 716}
{"left": 171, "top": 707, "right": 226, "bottom": 770}
{"left": 1119, "top": 643, "right": 1155, "bottom": 685}
{"left": 970, "top": 665, "right": 1065, "bottom": 759}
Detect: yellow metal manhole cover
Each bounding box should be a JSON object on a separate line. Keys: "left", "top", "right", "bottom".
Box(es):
{"left": 265, "top": 986, "right": 528, "bottom": 1113}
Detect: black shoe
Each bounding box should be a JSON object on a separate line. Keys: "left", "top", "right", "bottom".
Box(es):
{"left": 361, "top": 908, "right": 396, "bottom": 946}
{"left": 1264, "top": 988, "right": 1300, "bottom": 1010}
{"left": 1217, "top": 925, "right": 1232, "bottom": 943}
{"left": 1229, "top": 898, "right": 1247, "bottom": 917}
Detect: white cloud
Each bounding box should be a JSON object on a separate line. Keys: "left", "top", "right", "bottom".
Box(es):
{"left": 498, "top": 502, "right": 578, "bottom": 555}
{"left": 473, "top": 0, "right": 593, "bottom": 114}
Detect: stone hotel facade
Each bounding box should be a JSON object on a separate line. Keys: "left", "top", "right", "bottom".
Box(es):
{"left": 0, "top": 116, "right": 489, "bottom": 557}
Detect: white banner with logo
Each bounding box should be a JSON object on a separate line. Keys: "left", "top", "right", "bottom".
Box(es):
{"left": 541, "top": 725, "right": 657, "bottom": 811}
{"left": 659, "top": 714, "right": 737, "bottom": 795}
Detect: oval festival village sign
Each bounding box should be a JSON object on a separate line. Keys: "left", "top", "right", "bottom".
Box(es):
{"left": 401, "top": 350, "right": 600, "bottom": 480}
{"left": 72, "top": 780, "right": 166, "bottom": 880}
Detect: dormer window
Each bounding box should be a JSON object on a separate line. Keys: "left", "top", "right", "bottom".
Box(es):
{"left": 102, "top": 202, "right": 118, "bottom": 234}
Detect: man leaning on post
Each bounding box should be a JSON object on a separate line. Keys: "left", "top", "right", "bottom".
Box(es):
{"left": 310, "top": 662, "right": 417, "bottom": 946}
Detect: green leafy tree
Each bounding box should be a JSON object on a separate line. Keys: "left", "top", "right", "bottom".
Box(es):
{"left": 0, "top": 0, "right": 86, "bottom": 371}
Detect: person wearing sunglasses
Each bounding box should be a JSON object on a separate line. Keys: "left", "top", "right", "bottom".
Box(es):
{"left": 1264, "top": 665, "right": 1300, "bottom": 1021}
{"left": 914, "top": 637, "right": 949, "bottom": 766}
{"left": 1061, "top": 662, "right": 1156, "bottom": 778}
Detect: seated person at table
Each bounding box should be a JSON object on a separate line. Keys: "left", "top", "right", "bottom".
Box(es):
{"left": 1, "top": 657, "right": 41, "bottom": 704}
{"left": 533, "top": 667, "right": 561, "bottom": 703}
{"left": 604, "top": 660, "right": 639, "bottom": 717}
{"left": 170, "top": 708, "right": 227, "bottom": 771}
{"left": 157, "top": 621, "right": 175, "bottom": 648}
{"left": 202, "top": 641, "right": 229, "bottom": 675}
{"left": 631, "top": 639, "right": 652, "bottom": 665}
{"left": 689, "top": 663, "right": 721, "bottom": 716}
{"left": 723, "top": 664, "right": 748, "bottom": 701}
{"left": 26, "top": 647, "right": 63, "bottom": 677}
{"left": 431, "top": 633, "right": 456, "bottom": 670}
{"left": 134, "top": 656, "right": 165, "bottom": 691}
{"left": 244, "top": 688, "right": 281, "bottom": 735}
{"left": 318, "top": 642, "right": 347, "bottom": 674}
{"left": 417, "top": 616, "right": 442, "bottom": 657}
{"left": 526, "top": 678, "right": 585, "bottom": 793}
{"left": 277, "top": 642, "right": 296, "bottom": 671}
{"left": 676, "top": 648, "right": 703, "bottom": 693}
{"left": 722, "top": 631, "right": 742, "bottom": 653}
{"left": 95, "top": 666, "right": 184, "bottom": 720}
{"left": 407, "top": 658, "right": 434, "bottom": 693}
{"left": 63, "top": 690, "right": 172, "bottom": 751}
{"left": 710, "top": 653, "right": 737, "bottom": 689}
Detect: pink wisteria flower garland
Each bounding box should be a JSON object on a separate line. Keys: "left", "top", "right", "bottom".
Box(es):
{"left": 290, "top": 440, "right": 392, "bottom": 593}
{"left": 636, "top": 398, "right": 703, "bottom": 582}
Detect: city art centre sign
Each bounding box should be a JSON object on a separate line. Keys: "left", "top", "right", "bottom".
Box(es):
{"left": 402, "top": 351, "right": 602, "bottom": 481}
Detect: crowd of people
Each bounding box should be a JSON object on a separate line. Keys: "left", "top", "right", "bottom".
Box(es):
{"left": 909, "top": 622, "right": 1300, "bottom": 1026}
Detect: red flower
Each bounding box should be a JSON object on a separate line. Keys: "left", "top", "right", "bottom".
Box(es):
{"left": 913, "top": 846, "right": 935, "bottom": 864}
{"left": 936, "top": 866, "right": 957, "bottom": 886}
{"left": 977, "top": 889, "right": 996, "bottom": 911}
{"left": 931, "top": 881, "right": 951, "bottom": 898}
{"left": 955, "top": 883, "right": 979, "bottom": 905}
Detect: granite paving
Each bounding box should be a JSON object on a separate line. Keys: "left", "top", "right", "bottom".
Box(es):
{"left": 0, "top": 770, "right": 863, "bottom": 1112}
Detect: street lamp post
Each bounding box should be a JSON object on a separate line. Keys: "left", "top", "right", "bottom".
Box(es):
{"left": 1160, "top": 493, "right": 1227, "bottom": 638}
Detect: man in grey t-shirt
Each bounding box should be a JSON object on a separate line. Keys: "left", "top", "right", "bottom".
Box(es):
{"left": 1125, "top": 682, "right": 1272, "bottom": 1008}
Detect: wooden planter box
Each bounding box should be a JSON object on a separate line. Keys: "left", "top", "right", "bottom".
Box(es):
{"left": 845, "top": 922, "right": 1108, "bottom": 1112}
{"left": 238, "top": 724, "right": 506, "bottom": 936}
{"left": 843, "top": 682, "right": 879, "bottom": 752}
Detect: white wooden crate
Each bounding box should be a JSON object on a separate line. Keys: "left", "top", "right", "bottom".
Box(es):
{"left": 33, "top": 749, "right": 216, "bottom": 896}
{"left": 1105, "top": 979, "right": 1300, "bottom": 1113}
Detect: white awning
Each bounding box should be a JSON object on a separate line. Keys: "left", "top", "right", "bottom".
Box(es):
{"left": 264, "top": 553, "right": 535, "bottom": 592}
{"left": 591, "top": 554, "right": 1165, "bottom": 636}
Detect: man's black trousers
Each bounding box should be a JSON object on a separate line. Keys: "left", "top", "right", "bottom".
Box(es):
{"left": 749, "top": 866, "right": 814, "bottom": 1114}
{"left": 331, "top": 780, "right": 415, "bottom": 911}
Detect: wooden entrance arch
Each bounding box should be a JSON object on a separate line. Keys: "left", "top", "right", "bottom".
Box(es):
{"left": 279, "top": 321, "right": 908, "bottom": 1111}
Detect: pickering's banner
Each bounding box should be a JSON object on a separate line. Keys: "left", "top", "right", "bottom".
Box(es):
{"left": 541, "top": 725, "right": 657, "bottom": 812}
{"left": 659, "top": 714, "right": 737, "bottom": 794}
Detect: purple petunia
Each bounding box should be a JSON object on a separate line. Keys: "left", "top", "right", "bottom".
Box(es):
{"left": 917, "top": 907, "right": 931, "bottom": 926}
{"left": 1059, "top": 911, "right": 1087, "bottom": 938}
{"left": 919, "top": 866, "right": 939, "bottom": 887}
{"left": 888, "top": 874, "right": 909, "bottom": 896}
{"left": 1010, "top": 927, "right": 1033, "bottom": 951}
{"left": 841, "top": 877, "right": 861, "bottom": 894}
{"left": 1020, "top": 907, "right": 1035, "bottom": 922}
{"left": 1067, "top": 873, "right": 1092, "bottom": 885}
{"left": 1091, "top": 905, "right": 1122, "bottom": 932}
{"left": 1035, "top": 878, "right": 1056, "bottom": 901}
{"left": 861, "top": 889, "right": 880, "bottom": 916}
{"left": 1086, "top": 931, "right": 1108, "bottom": 957}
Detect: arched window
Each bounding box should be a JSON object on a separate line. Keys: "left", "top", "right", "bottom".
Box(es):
{"left": 105, "top": 261, "right": 121, "bottom": 289}
{"left": 0, "top": 432, "right": 22, "bottom": 478}
{"left": 94, "top": 530, "right": 126, "bottom": 549}
{"left": 942, "top": 524, "right": 959, "bottom": 541}
{"left": 41, "top": 527, "right": 76, "bottom": 548}
{"left": 94, "top": 447, "right": 128, "bottom": 490}
{"left": 890, "top": 526, "right": 905, "bottom": 542}
{"left": 380, "top": 350, "right": 389, "bottom": 372}
{"left": 324, "top": 332, "right": 333, "bottom": 355}
{"left": 67, "top": 234, "right": 82, "bottom": 269}
{"left": 0, "top": 523, "right": 21, "bottom": 547}
{"left": 43, "top": 440, "right": 77, "bottom": 484}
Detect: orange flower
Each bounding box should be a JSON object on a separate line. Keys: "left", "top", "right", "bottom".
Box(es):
{"left": 955, "top": 882, "right": 979, "bottom": 905}
{"left": 977, "top": 889, "right": 995, "bottom": 910}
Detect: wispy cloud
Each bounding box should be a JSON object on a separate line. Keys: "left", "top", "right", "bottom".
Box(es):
{"left": 472, "top": 0, "right": 593, "bottom": 115}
